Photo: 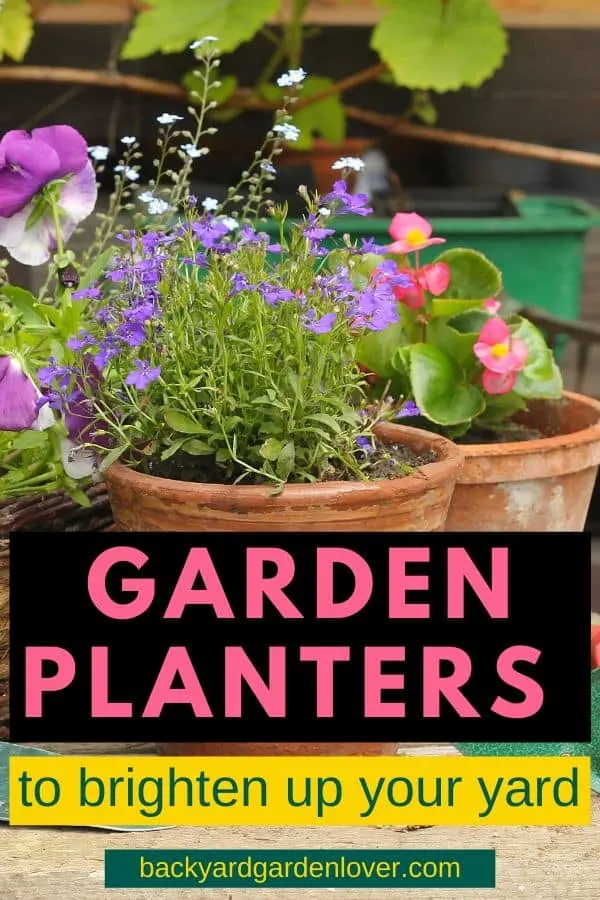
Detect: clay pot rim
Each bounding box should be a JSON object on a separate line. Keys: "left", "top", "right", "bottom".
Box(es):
{"left": 459, "top": 391, "right": 600, "bottom": 460}
{"left": 105, "top": 421, "right": 463, "bottom": 508}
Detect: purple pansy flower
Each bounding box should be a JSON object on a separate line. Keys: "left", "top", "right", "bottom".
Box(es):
{"left": 0, "top": 126, "right": 98, "bottom": 265}
{"left": 0, "top": 355, "right": 55, "bottom": 432}
{"left": 60, "top": 439, "right": 99, "bottom": 481}
{"left": 63, "top": 359, "right": 111, "bottom": 449}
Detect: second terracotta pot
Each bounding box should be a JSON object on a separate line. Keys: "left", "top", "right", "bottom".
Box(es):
{"left": 445, "top": 391, "right": 600, "bottom": 531}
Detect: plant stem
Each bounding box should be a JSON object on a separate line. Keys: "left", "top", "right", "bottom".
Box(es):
{"left": 49, "top": 195, "right": 65, "bottom": 258}
{"left": 285, "top": 0, "right": 309, "bottom": 68}
{"left": 294, "top": 62, "right": 387, "bottom": 111}
{"left": 257, "top": 41, "right": 288, "bottom": 87}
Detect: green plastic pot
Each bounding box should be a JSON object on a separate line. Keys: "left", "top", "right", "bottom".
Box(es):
{"left": 259, "top": 196, "right": 600, "bottom": 323}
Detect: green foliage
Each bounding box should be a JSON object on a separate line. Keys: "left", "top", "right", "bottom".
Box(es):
{"left": 63, "top": 229, "right": 372, "bottom": 486}
{"left": 433, "top": 248, "right": 503, "bottom": 301}
{"left": 260, "top": 77, "right": 346, "bottom": 149}
{"left": 291, "top": 76, "right": 346, "bottom": 149}
{"left": 509, "top": 316, "right": 563, "bottom": 400}
{"left": 409, "top": 91, "right": 439, "bottom": 126}
{"left": 359, "top": 245, "right": 562, "bottom": 438}
{"left": 371, "top": 0, "right": 508, "bottom": 92}
{"left": 0, "top": 281, "right": 90, "bottom": 500}
{"left": 183, "top": 70, "right": 239, "bottom": 105}
{"left": 121, "top": 0, "right": 279, "bottom": 59}
{"left": 0, "top": 0, "right": 33, "bottom": 62}
{"left": 405, "top": 343, "right": 485, "bottom": 426}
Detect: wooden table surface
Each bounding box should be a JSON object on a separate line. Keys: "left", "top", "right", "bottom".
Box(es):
{"left": 1, "top": 742, "right": 598, "bottom": 899}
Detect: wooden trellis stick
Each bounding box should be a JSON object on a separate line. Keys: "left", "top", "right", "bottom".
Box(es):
{"left": 2, "top": 64, "right": 600, "bottom": 170}
{"left": 345, "top": 105, "right": 600, "bottom": 171}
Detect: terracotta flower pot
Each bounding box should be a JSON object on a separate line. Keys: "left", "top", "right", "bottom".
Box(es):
{"left": 105, "top": 422, "right": 463, "bottom": 757}
{"left": 445, "top": 391, "right": 600, "bottom": 532}
{"left": 104, "top": 422, "right": 463, "bottom": 534}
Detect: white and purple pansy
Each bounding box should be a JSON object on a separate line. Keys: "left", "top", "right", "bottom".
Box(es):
{"left": 0, "top": 125, "right": 97, "bottom": 266}
{"left": 0, "top": 356, "right": 55, "bottom": 432}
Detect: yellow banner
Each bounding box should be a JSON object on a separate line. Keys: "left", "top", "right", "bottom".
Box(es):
{"left": 9, "top": 755, "right": 590, "bottom": 827}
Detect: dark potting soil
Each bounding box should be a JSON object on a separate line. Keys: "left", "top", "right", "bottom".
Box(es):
{"left": 457, "top": 426, "right": 544, "bottom": 445}
{"left": 141, "top": 441, "right": 438, "bottom": 486}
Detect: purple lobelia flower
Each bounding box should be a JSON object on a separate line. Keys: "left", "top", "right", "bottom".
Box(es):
{"left": 258, "top": 283, "right": 295, "bottom": 306}
{"left": 396, "top": 400, "right": 421, "bottom": 418}
{"left": 0, "top": 126, "right": 97, "bottom": 266}
{"left": 125, "top": 359, "right": 161, "bottom": 390}
{"left": 302, "top": 310, "right": 337, "bottom": 334}
{"left": 322, "top": 180, "right": 373, "bottom": 217}
{"left": 0, "top": 355, "right": 55, "bottom": 431}
{"left": 355, "top": 436, "right": 374, "bottom": 455}
{"left": 303, "top": 214, "right": 336, "bottom": 242}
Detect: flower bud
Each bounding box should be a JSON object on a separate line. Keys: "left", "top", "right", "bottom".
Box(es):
{"left": 58, "top": 264, "right": 80, "bottom": 289}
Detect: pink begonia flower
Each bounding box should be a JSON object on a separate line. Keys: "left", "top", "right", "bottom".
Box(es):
{"left": 483, "top": 298, "right": 501, "bottom": 315}
{"left": 419, "top": 262, "right": 450, "bottom": 296}
{"left": 481, "top": 369, "right": 521, "bottom": 395}
{"left": 474, "top": 318, "right": 528, "bottom": 396}
{"left": 387, "top": 212, "right": 446, "bottom": 255}
{"left": 0, "top": 356, "right": 55, "bottom": 431}
{"left": 0, "top": 126, "right": 97, "bottom": 265}
{"left": 392, "top": 262, "right": 450, "bottom": 309}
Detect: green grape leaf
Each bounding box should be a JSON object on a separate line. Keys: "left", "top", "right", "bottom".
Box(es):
{"left": 408, "top": 343, "right": 486, "bottom": 425}
{"left": 371, "top": 0, "right": 508, "bottom": 92}
{"left": 0, "top": 0, "right": 33, "bottom": 62}
{"left": 121, "top": 0, "right": 279, "bottom": 59}
{"left": 434, "top": 248, "right": 503, "bottom": 300}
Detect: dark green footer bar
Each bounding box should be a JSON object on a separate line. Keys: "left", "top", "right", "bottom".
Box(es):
{"left": 105, "top": 850, "right": 495, "bottom": 889}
